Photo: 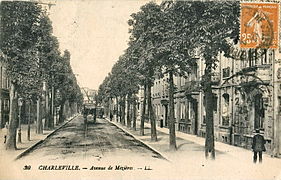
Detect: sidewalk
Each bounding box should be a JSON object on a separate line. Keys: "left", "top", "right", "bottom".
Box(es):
{"left": 108, "top": 118, "right": 281, "bottom": 180}
{"left": 0, "top": 114, "right": 78, "bottom": 162}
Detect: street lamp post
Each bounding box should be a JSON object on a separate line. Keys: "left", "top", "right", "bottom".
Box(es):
{"left": 27, "top": 100, "right": 31, "bottom": 141}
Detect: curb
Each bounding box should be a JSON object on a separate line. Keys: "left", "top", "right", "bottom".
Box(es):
{"left": 105, "top": 118, "right": 170, "bottom": 162}
{"left": 15, "top": 114, "right": 79, "bottom": 160}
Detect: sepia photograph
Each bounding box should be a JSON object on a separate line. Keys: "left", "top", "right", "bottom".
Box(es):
{"left": 0, "top": 0, "right": 281, "bottom": 179}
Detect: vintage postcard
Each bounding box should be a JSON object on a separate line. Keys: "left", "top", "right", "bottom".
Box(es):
{"left": 0, "top": 0, "right": 281, "bottom": 180}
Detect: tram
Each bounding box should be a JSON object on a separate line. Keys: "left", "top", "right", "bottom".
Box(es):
{"left": 82, "top": 103, "right": 104, "bottom": 120}
{"left": 96, "top": 106, "right": 104, "bottom": 118}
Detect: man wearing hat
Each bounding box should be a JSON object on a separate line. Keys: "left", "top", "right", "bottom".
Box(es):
{"left": 252, "top": 129, "right": 266, "bottom": 163}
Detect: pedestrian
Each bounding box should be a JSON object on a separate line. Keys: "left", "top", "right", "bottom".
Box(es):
{"left": 252, "top": 129, "right": 266, "bottom": 163}
{"left": 3, "top": 122, "right": 8, "bottom": 144}
{"left": 83, "top": 108, "right": 88, "bottom": 120}
{"left": 93, "top": 108, "right": 97, "bottom": 123}
{"left": 110, "top": 113, "right": 113, "bottom": 121}
{"left": 101, "top": 111, "right": 104, "bottom": 119}
{"left": 160, "top": 115, "right": 164, "bottom": 128}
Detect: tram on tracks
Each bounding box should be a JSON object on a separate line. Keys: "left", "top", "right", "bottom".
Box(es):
{"left": 82, "top": 103, "right": 104, "bottom": 121}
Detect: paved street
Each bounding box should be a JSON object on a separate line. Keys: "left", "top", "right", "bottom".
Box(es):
{"left": 18, "top": 115, "right": 166, "bottom": 165}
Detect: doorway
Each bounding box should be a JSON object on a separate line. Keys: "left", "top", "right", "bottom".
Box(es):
{"left": 254, "top": 94, "right": 264, "bottom": 130}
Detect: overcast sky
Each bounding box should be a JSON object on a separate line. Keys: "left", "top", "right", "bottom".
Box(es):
{"left": 49, "top": 0, "right": 148, "bottom": 90}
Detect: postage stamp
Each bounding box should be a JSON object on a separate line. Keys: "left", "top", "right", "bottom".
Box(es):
{"left": 240, "top": 2, "right": 279, "bottom": 49}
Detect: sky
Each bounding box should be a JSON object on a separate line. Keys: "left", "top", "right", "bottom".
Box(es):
{"left": 48, "top": 0, "right": 148, "bottom": 90}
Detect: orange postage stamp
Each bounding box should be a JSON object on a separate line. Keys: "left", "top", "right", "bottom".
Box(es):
{"left": 240, "top": 2, "right": 279, "bottom": 49}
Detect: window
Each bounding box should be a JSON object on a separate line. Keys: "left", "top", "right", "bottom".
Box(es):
{"left": 268, "top": 50, "right": 274, "bottom": 63}
{"left": 4, "top": 99, "right": 9, "bottom": 111}
{"left": 203, "top": 95, "right": 206, "bottom": 107}
{"left": 261, "top": 49, "right": 268, "bottom": 65}
{"left": 278, "top": 97, "right": 281, "bottom": 114}
{"left": 181, "top": 76, "right": 185, "bottom": 88}
{"left": 222, "top": 67, "right": 230, "bottom": 78}
{"left": 180, "top": 102, "right": 186, "bottom": 120}
{"left": 2, "top": 68, "right": 7, "bottom": 89}
{"left": 248, "top": 49, "right": 257, "bottom": 67}
{"left": 240, "top": 50, "right": 247, "bottom": 68}
{"left": 213, "top": 94, "right": 218, "bottom": 112}
{"left": 0, "top": 66, "right": 2, "bottom": 89}
{"left": 203, "top": 115, "right": 206, "bottom": 124}
{"left": 222, "top": 93, "right": 230, "bottom": 126}
{"left": 191, "top": 64, "right": 198, "bottom": 79}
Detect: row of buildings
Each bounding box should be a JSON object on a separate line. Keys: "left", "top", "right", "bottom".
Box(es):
{"left": 81, "top": 87, "right": 97, "bottom": 105}
{"left": 136, "top": 43, "right": 281, "bottom": 157}
{"left": 0, "top": 52, "right": 10, "bottom": 129}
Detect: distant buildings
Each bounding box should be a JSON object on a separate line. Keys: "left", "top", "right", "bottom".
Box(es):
{"left": 81, "top": 87, "right": 97, "bottom": 105}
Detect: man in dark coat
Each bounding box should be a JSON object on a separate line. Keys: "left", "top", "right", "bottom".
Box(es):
{"left": 83, "top": 107, "right": 88, "bottom": 122}
{"left": 252, "top": 129, "right": 266, "bottom": 163}
{"left": 110, "top": 113, "right": 113, "bottom": 121}
{"left": 93, "top": 108, "right": 97, "bottom": 123}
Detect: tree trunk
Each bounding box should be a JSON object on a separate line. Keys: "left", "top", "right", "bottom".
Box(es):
{"left": 5, "top": 83, "right": 18, "bottom": 150}
{"left": 168, "top": 71, "right": 177, "bottom": 150}
{"left": 44, "top": 88, "right": 50, "bottom": 130}
{"left": 27, "top": 100, "right": 31, "bottom": 141}
{"left": 50, "top": 86, "right": 55, "bottom": 127}
{"left": 58, "top": 101, "right": 65, "bottom": 124}
{"left": 36, "top": 98, "right": 43, "bottom": 134}
{"left": 121, "top": 96, "right": 126, "bottom": 125}
{"left": 17, "top": 104, "right": 22, "bottom": 143}
{"left": 140, "top": 84, "right": 147, "bottom": 136}
{"left": 204, "top": 68, "right": 215, "bottom": 159}
{"left": 21, "top": 100, "right": 27, "bottom": 124}
{"left": 147, "top": 83, "right": 157, "bottom": 141}
{"left": 133, "top": 95, "right": 137, "bottom": 131}
{"left": 126, "top": 93, "right": 132, "bottom": 128}
{"left": 68, "top": 102, "right": 71, "bottom": 118}
{"left": 65, "top": 101, "right": 70, "bottom": 119}
{"left": 72, "top": 103, "right": 76, "bottom": 116}
{"left": 109, "top": 97, "right": 113, "bottom": 120}
{"left": 48, "top": 88, "right": 54, "bottom": 129}
{"left": 119, "top": 98, "right": 122, "bottom": 123}
{"left": 106, "top": 100, "right": 110, "bottom": 117}
{"left": 116, "top": 96, "right": 119, "bottom": 122}
{"left": 75, "top": 103, "right": 78, "bottom": 114}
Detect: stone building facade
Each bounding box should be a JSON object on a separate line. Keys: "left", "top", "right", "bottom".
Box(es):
{"left": 0, "top": 51, "right": 10, "bottom": 128}
{"left": 138, "top": 44, "right": 281, "bottom": 157}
